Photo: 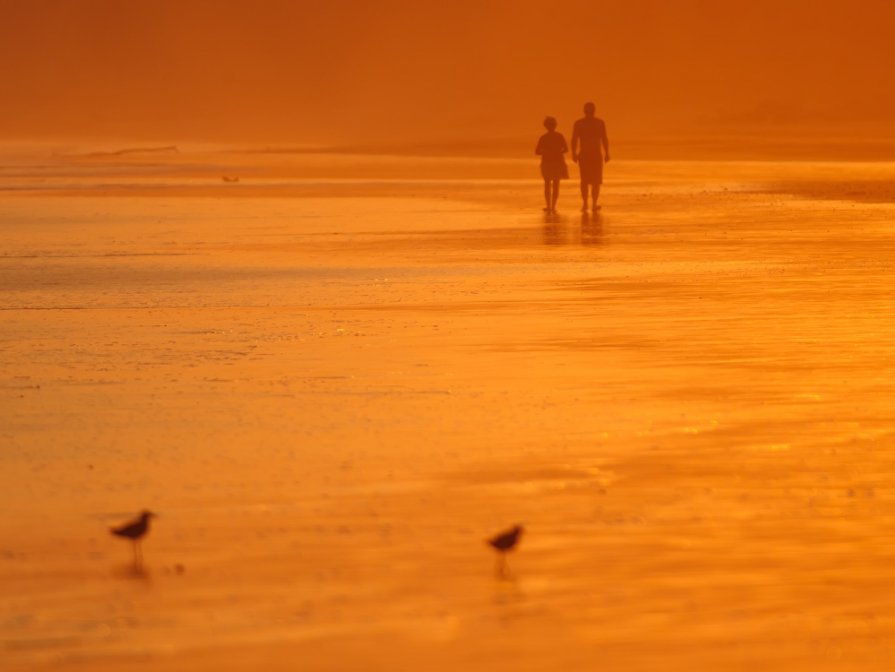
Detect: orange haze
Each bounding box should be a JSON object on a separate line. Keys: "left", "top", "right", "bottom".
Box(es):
{"left": 3, "top": 0, "right": 895, "bottom": 151}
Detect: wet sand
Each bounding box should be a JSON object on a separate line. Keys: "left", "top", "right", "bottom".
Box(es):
{"left": 3, "top": 150, "right": 895, "bottom": 670}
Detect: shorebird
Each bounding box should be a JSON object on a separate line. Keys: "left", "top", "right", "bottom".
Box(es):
{"left": 111, "top": 510, "right": 156, "bottom": 567}
{"left": 487, "top": 524, "right": 523, "bottom": 576}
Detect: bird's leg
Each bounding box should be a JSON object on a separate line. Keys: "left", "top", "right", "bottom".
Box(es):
{"left": 133, "top": 540, "right": 142, "bottom": 569}
{"left": 495, "top": 554, "right": 508, "bottom": 579}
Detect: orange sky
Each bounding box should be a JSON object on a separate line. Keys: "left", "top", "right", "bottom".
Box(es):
{"left": 2, "top": 0, "right": 894, "bottom": 149}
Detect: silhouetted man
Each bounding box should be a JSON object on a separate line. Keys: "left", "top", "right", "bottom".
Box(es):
{"left": 571, "top": 102, "right": 610, "bottom": 212}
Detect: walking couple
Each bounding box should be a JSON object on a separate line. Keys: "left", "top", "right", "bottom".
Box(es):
{"left": 535, "top": 102, "right": 609, "bottom": 214}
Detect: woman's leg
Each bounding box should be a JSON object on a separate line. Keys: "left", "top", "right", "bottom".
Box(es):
{"left": 544, "top": 180, "right": 552, "bottom": 211}
{"left": 551, "top": 180, "right": 560, "bottom": 211}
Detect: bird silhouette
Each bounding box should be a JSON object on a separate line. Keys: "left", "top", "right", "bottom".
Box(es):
{"left": 487, "top": 524, "right": 523, "bottom": 577}
{"left": 111, "top": 510, "right": 156, "bottom": 568}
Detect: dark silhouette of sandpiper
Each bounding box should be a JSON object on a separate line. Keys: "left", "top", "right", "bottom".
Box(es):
{"left": 111, "top": 510, "right": 156, "bottom": 567}
{"left": 487, "top": 524, "right": 523, "bottom": 576}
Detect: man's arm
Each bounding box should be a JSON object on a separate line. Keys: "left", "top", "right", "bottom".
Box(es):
{"left": 602, "top": 122, "right": 610, "bottom": 163}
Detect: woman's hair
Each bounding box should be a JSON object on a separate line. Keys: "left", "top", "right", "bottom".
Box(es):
{"left": 543, "top": 116, "right": 557, "bottom": 131}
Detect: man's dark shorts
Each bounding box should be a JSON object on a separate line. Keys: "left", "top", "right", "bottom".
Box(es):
{"left": 578, "top": 155, "right": 603, "bottom": 186}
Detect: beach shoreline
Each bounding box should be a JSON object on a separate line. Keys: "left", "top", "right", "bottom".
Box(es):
{"left": 3, "top": 153, "right": 895, "bottom": 671}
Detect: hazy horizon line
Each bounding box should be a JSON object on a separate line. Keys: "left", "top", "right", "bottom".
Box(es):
{"left": 5, "top": 122, "right": 895, "bottom": 162}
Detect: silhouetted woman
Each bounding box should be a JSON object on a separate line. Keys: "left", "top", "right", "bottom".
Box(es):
{"left": 535, "top": 116, "right": 569, "bottom": 213}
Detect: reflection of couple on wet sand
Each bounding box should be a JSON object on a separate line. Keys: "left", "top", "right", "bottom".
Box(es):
{"left": 535, "top": 102, "right": 610, "bottom": 214}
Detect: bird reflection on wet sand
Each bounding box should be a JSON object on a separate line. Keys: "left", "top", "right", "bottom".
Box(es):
{"left": 114, "top": 562, "right": 152, "bottom": 582}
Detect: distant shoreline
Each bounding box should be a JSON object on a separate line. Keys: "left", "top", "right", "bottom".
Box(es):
{"left": 5, "top": 127, "right": 895, "bottom": 162}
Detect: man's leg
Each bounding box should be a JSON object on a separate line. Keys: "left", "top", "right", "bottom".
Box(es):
{"left": 592, "top": 184, "right": 601, "bottom": 210}
{"left": 580, "top": 181, "right": 588, "bottom": 212}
